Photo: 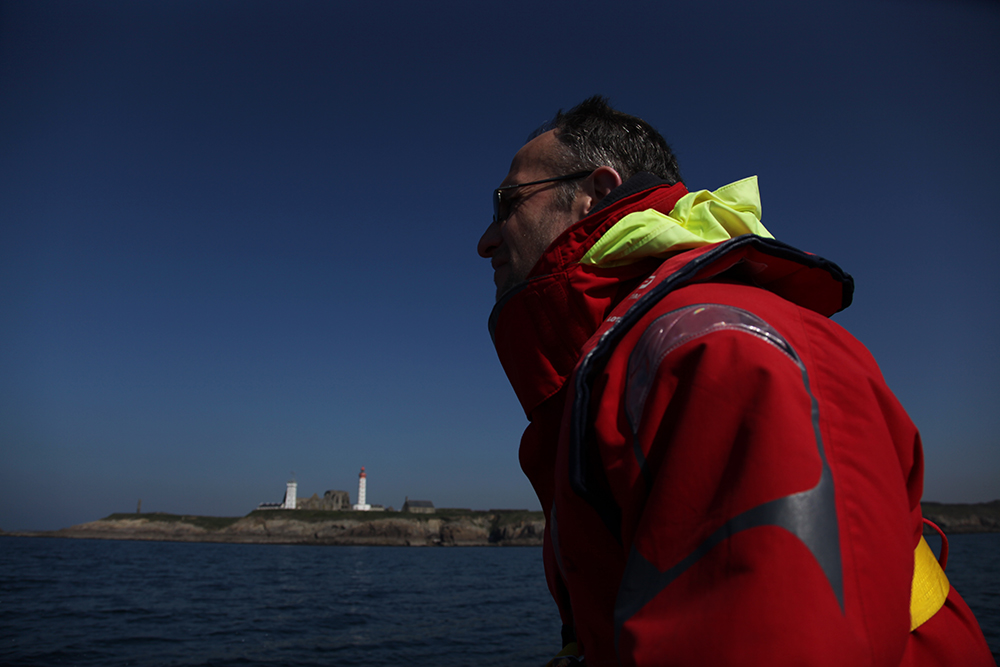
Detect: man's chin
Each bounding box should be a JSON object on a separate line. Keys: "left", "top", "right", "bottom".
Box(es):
{"left": 493, "top": 268, "right": 513, "bottom": 301}
{"left": 493, "top": 262, "right": 533, "bottom": 301}
{"left": 495, "top": 276, "right": 524, "bottom": 302}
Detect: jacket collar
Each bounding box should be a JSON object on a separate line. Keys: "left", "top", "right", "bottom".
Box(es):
{"left": 489, "top": 176, "right": 690, "bottom": 418}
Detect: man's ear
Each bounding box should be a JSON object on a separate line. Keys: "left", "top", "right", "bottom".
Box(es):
{"left": 581, "top": 166, "right": 623, "bottom": 216}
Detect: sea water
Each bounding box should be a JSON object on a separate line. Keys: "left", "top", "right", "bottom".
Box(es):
{"left": 926, "top": 532, "right": 1000, "bottom": 658}
{"left": 1, "top": 534, "right": 997, "bottom": 666}
{"left": 0, "top": 538, "right": 559, "bottom": 666}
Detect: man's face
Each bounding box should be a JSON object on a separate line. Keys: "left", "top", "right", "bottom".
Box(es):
{"left": 477, "top": 131, "right": 578, "bottom": 301}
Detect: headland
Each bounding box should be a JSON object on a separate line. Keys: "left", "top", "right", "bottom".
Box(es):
{"left": 920, "top": 500, "right": 1000, "bottom": 534}
{"left": 6, "top": 501, "right": 998, "bottom": 546}
{"left": 8, "top": 508, "right": 546, "bottom": 546}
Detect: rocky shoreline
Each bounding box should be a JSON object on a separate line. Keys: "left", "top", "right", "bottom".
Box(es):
{"left": 921, "top": 500, "right": 1000, "bottom": 534}
{"left": 8, "top": 509, "right": 547, "bottom": 546}
{"left": 6, "top": 501, "right": 998, "bottom": 546}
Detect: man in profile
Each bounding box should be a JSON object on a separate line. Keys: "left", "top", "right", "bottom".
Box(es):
{"left": 477, "top": 96, "right": 993, "bottom": 666}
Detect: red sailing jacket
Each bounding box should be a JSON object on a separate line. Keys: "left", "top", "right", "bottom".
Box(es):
{"left": 488, "top": 175, "right": 993, "bottom": 666}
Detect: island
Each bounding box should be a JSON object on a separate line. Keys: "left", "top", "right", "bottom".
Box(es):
{"left": 7, "top": 501, "right": 998, "bottom": 546}
{"left": 11, "top": 508, "right": 546, "bottom": 546}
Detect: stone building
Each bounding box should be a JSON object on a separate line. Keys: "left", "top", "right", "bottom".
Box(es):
{"left": 402, "top": 497, "right": 435, "bottom": 514}
{"left": 296, "top": 489, "right": 351, "bottom": 511}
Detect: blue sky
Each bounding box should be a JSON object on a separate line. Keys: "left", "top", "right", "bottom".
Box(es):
{"left": 1, "top": 0, "right": 997, "bottom": 531}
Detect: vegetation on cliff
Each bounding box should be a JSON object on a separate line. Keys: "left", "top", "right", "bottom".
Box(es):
{"left": 102, "top": 512, "right": 242, "bottom": 530}
{"left": 45, "top": 508, "right": 547, "bottom": 546}
{"left": 921, "top": 500, "right": 1000, "bottom": 533}
{"left": 9, "top": 502, "right": 998, "bottom": 544}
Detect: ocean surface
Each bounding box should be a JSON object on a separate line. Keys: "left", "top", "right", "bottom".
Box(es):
{"left": 1, "top": 533, "right": 997, "bottom": 666}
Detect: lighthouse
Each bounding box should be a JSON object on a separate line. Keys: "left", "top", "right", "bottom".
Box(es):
{"left": 282, "top": 479, "right": 297, "bottom": 509}
{"left": 352, "top": 467, "right": 371, "bottom": 511}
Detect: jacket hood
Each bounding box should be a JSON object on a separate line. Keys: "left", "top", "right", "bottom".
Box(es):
{"left": 581, "top": 176, "right": 773, "bottom": 268}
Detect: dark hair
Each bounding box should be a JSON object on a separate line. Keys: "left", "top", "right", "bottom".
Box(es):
{"left": 529, "top": 95, "right": 683, "bottom": 207}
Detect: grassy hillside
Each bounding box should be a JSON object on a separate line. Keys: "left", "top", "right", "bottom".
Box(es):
{"left": 100, "top": 509, "right": 544, "bottom": 531}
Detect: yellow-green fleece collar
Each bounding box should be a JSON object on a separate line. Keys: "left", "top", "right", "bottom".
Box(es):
{"left": 581, "top": 176, "right": 774, "bottom": 268}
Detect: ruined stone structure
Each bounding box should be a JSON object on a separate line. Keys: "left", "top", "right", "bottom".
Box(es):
{"left": 296, "top": 489, "right": 351, "bottom": 511}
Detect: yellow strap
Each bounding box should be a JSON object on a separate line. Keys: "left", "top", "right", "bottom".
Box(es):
{"left": 544, "top": 642, "right": 580, "bottom": 667}
{"left": 911, "top": 535, "right": 949, "bottom": 631}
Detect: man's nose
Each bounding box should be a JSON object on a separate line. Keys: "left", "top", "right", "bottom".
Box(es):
{"left": 477, "top": 222, "right": 500, "bottom": 258}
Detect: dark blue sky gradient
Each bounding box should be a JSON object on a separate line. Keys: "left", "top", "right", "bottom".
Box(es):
{"left": 2, "top": 0, "right": 998, "bottom": 530}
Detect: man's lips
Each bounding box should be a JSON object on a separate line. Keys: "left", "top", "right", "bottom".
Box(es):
{"left": 490, "top": 259, "right": 509, "bottom": 287}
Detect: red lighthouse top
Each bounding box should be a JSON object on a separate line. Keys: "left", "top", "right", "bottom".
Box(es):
{"left": 359, "top": 466, "right": 366, "bottom": 478}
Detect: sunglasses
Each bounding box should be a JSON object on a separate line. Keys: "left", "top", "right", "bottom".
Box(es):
{"left": 493, "top": 171, "right": 592, "bottom": 225}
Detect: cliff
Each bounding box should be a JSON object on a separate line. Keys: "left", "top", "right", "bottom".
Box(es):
{"left": 27, "top": 509, "right": 546, "bottom": 546}
{"left": 921, "top": 500, "right": 1000, "bottom": 534}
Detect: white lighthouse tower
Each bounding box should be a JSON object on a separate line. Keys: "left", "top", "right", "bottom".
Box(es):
{"left": 352, "top": 466, "right": 371, "bottom": 511}
{"left": 282, "top": 479, "right": 297, "bottom": 509}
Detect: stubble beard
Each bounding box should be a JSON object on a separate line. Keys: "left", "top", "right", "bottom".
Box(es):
{"left": 495, "top": 203, "right": 573, "bottom": 302}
